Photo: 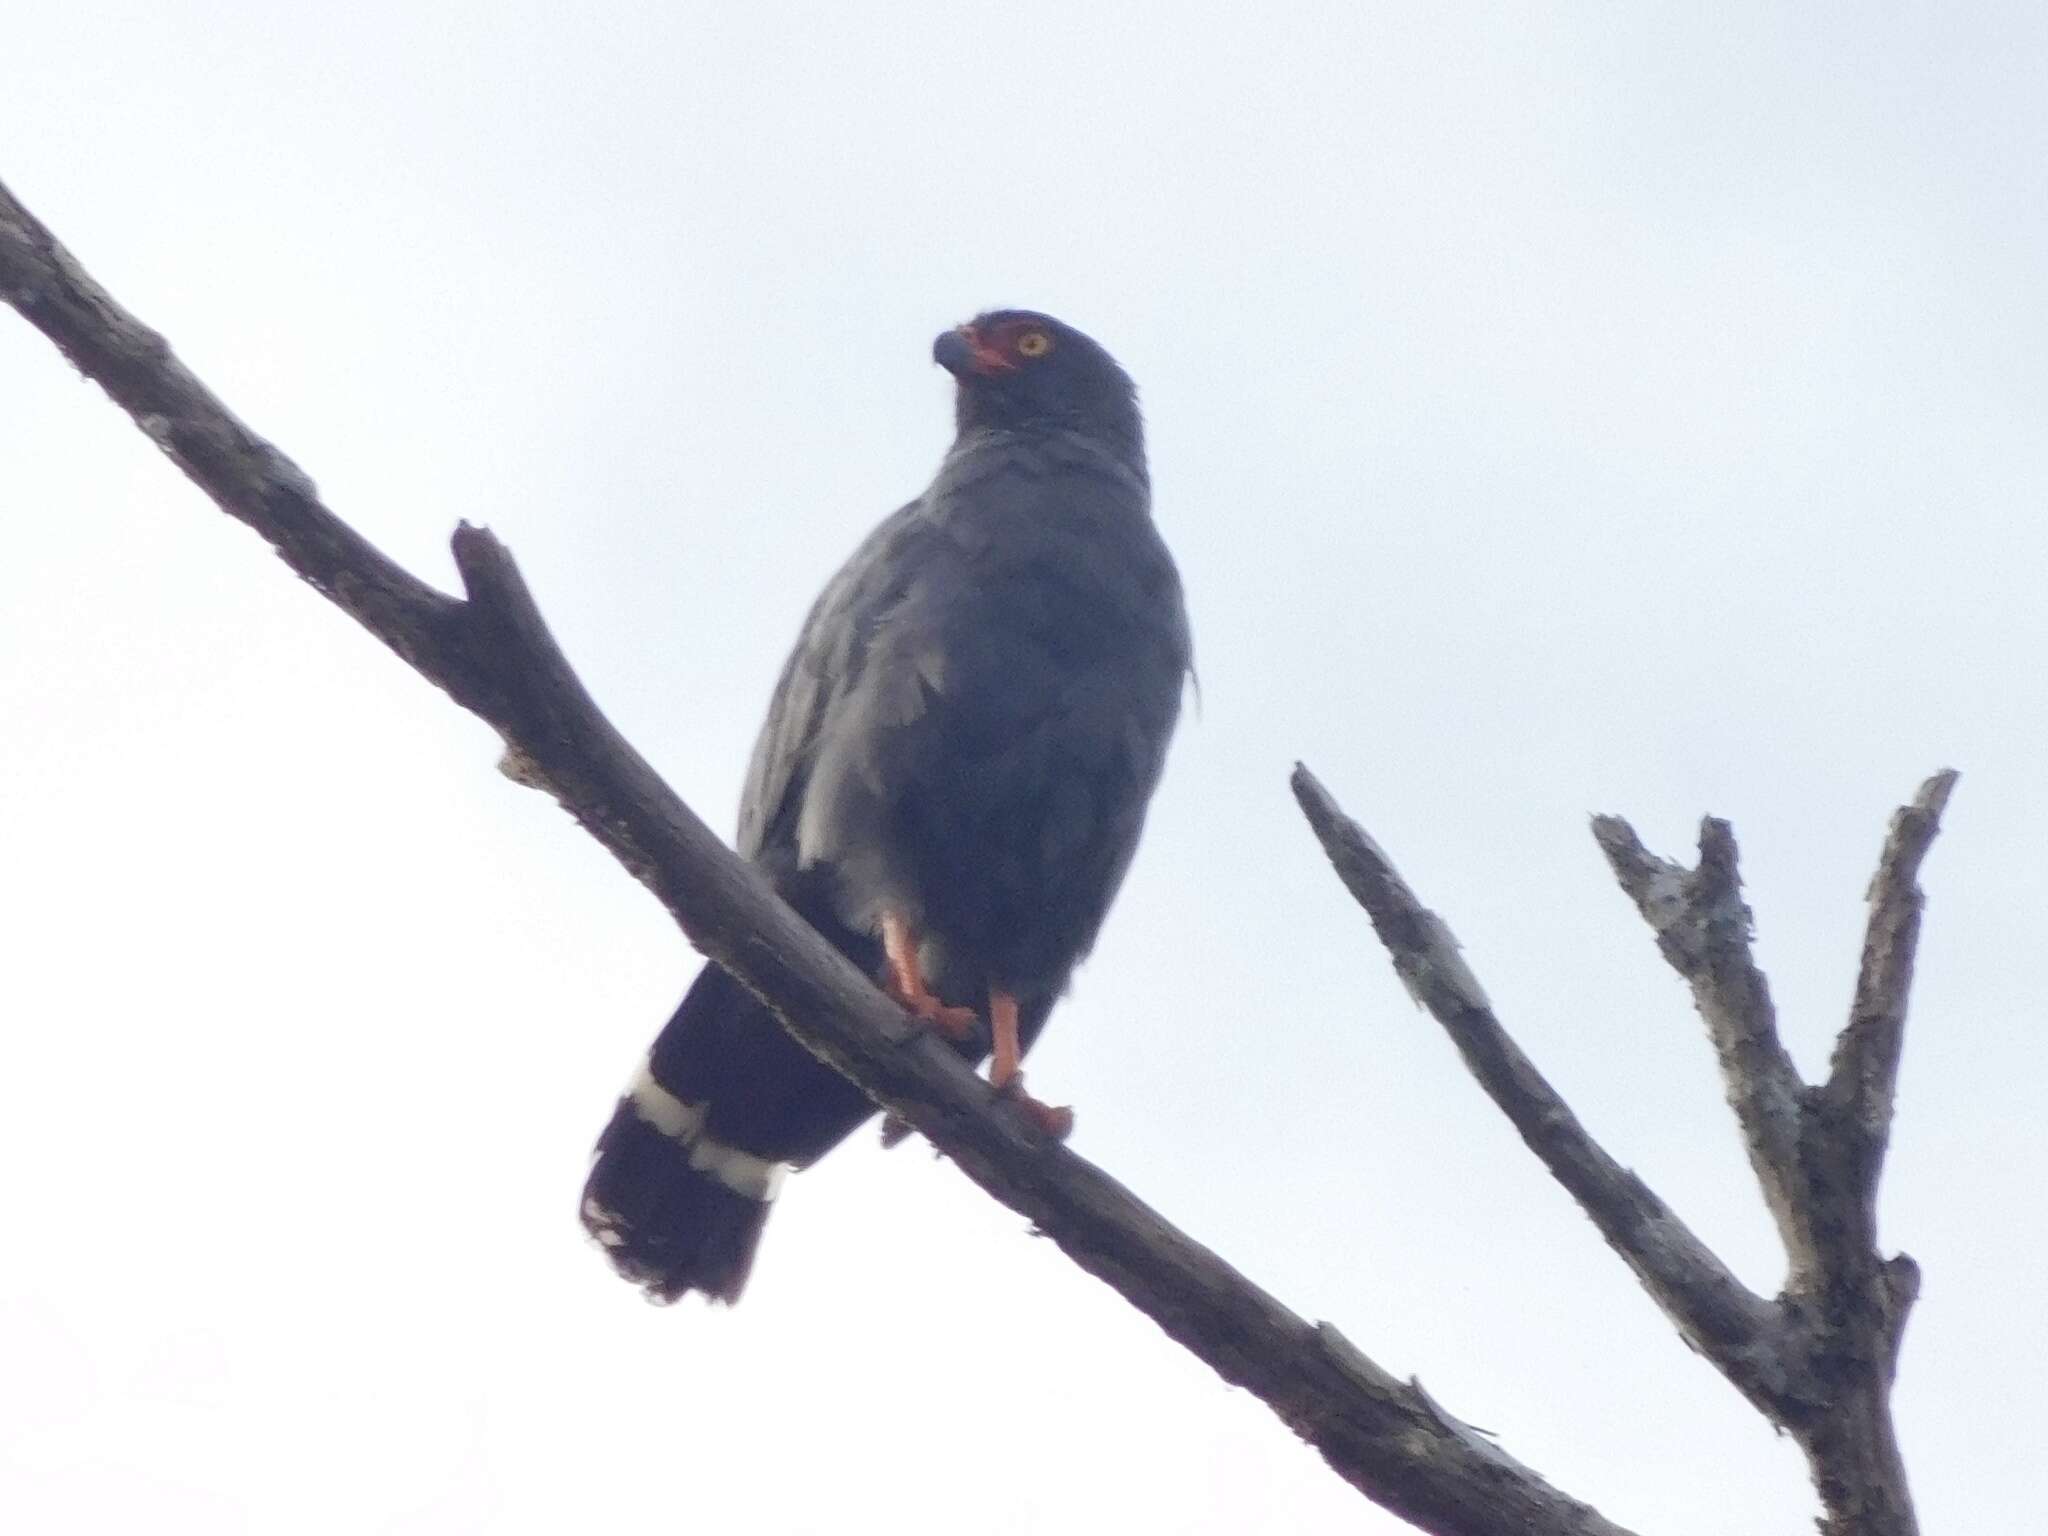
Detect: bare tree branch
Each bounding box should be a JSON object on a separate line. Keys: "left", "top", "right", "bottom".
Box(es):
{"left": 1291, "top": 767, "right": 1795, "bottom": 1415}
{"left": 1593, "top": 789, "right": 1951, "bottom": 1536}
{"left": 1, "top": 175, "right": 1642, "bottom": 1536}
{"left": 1295, "top": 765, "right": 1950, "bottom": 1536}
{"left": 1591, "top": 817, "right": 1814, "bottom": 1275}
{"left": 1784, "top": 773, "right": 1954, "bottom": 1536}
{"left": 1827, "top": 771, "right": 1959, "bottom": 1222}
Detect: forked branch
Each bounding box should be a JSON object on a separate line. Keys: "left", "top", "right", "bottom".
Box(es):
{"left": 1298, "top": 768, "right": 1952, "bottom": 1536}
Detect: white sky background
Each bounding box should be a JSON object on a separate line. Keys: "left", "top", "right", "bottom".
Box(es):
{"left": 2, "top": 3, "right": 2042, "bottom": 1531}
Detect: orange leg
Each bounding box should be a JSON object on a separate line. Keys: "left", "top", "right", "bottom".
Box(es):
{"left": 881, "top": 912, "right": 976, "bottom": 1040}
{"left": 988, "top": 990, "right": 1024, "bottom": 1089}
{"left": 989, "top": 989, "right": 1075, "bottom": 1141}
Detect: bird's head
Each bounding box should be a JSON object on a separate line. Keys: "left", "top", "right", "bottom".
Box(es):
{"left": 933, "top": 310, "right": 1142, "bottom": 458}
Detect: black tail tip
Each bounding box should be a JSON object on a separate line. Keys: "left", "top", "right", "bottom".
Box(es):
{"left": 582, "top": 1105, "right": 774, "bottom": 1305}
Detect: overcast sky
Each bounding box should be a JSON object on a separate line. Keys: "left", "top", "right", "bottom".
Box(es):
{"left": 4, "top": 4, "right": 2043, "bottom": 1532}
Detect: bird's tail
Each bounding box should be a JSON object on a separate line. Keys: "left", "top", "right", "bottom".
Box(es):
{"left": 581, "top": 901, "right": 883, "bottom": 1304}
{"left": 581, "top": 1055, "right": 782, "bottom": 1305}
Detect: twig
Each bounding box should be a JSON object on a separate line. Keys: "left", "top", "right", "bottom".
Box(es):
{"left": 1826, "top": 772, "right": 1959, "bottom": 1227}
{"left": 0, "top": 174, "right": 1638, "bottom": 1536}
{"left": 1591, "top": 817, "right": 1813, "bottom": 1275}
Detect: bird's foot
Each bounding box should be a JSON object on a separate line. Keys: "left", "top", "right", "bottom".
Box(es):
{"left": 885, "top": 979, "right": 978, "bottom": 1041}
{"left": 995, "top": 1074, "right": 1076, "bottom": 1141}
{"left": 985, "top": 991, "right": 1068, "bottom": 1136}
{"left": 881, "top": 911, "right": 977, "bottom": 1041}
{"left": 879, "top": 1113, "right": 913, "bottom": 1148}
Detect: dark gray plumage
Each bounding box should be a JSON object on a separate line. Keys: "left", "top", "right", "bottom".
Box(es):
{"left": 582, "top": 310, "right": 1191, "bottom": 1302}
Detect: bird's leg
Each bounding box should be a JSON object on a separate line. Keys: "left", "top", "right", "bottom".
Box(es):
{"left": 988, "top": 990, "right": 1075, "bottom": 1140}
{"left": 881, "top": 911, "right": 976, "bottom": 1040}
{"left": 988, "top": 989, "right": 1025, "bottom": 1090}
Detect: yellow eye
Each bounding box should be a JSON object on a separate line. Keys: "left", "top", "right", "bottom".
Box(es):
{"left": 1015, "top": 330, "right": 1053, "bottom": 358}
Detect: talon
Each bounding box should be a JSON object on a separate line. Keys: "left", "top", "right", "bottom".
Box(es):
{"left": 908, "top": 994, "right": 979, "bottom": 1039}
{"left": 886, "top": 984, "right": 977, "bottom": 1040}
{"left": 879, "top": 1113, "right": 913, "bottom": 1148}
{"left": 997, "top": 1075, "right": 1076, "bottom": 1141}
{"left": 1032, "top": 1102, "right": 1077, "bottom": 1140}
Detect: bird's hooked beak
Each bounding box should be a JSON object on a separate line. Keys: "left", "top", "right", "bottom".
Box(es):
{"left": 933, "top": 325, "right": 1015, "bottom": 379}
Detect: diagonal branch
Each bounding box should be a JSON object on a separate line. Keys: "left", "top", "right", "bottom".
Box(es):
{"left": 1825, "top": 771, "right": 1958, "bottom": 1222}
{"left": 1291, "top": 767, "right": 1793, "bottom": 1415}
{"left": 0, "top": 174, "right": 1639, "bottom": 1536}
{"left": 1781, "top": 775, "right": 1953, "bottom": 1536}
{"left": 1591, "top": 817, "right": 1814, "bottom": 1274}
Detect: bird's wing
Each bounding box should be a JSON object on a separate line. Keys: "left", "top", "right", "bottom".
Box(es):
{"left": 735, "top": 498, "right": 932, "bottom": 861}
